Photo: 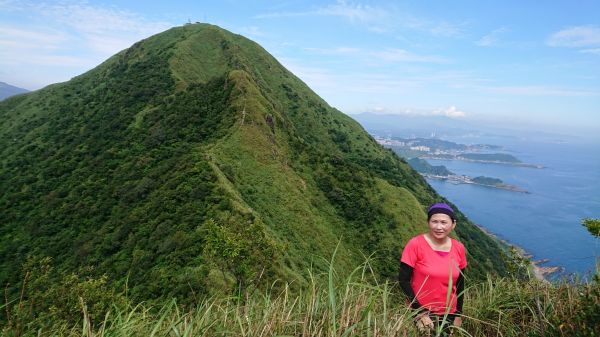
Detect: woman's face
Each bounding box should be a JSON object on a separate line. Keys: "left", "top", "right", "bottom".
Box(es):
{"left": 427, "top": 213, "right": 456, "bottom": 241}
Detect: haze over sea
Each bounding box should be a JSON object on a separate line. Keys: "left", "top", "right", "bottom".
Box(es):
{"left": 426, "top": 135, "right": 600, "bottom": 278}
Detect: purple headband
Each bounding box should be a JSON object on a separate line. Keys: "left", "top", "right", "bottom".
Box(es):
{"left": 427, "top": 203, "right": 455, "bottom": 221}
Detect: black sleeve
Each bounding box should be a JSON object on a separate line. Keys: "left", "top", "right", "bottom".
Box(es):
{"left": 455, "top": 268, "right": 465, "bottom": 314}
{"left": 399, "top": 262, "right": 424, "bottom": 311}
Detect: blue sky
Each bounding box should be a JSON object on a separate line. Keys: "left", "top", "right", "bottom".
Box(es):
{"left": 1, "top": 0, "right": 599, "bottom": 135}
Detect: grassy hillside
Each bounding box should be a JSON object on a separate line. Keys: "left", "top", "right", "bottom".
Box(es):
{"left": 0, "top": 23, "right": 508, "bottom": 307}
{"left": 4, "top": 259, "right": 599, "bottom": 336}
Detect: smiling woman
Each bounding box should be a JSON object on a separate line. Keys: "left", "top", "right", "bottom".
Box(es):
{"left": 398, "top": 203, "right": 467, "bottom": 336}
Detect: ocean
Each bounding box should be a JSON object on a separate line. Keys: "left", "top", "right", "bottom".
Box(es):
{"left": 425, "top": 136, "right": 600, "bottom": 278}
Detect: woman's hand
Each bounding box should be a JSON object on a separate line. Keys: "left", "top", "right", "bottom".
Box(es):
{"left": 449, "top": 316, "right": 462, "bottom": 336}
{"left": 416, "top": 313, "right": 434, "bottom": 331}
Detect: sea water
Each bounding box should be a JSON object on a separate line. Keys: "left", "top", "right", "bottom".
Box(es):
{"left": 425, "top": 136, "right": 600, "bottom": 278}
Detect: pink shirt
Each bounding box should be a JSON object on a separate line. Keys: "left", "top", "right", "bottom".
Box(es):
{"left": 401, "top": 234, "right": 467, "bottom": 314}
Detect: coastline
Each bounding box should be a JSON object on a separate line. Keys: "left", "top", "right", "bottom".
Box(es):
{"left": 423, "top": 156, "right": 545, "bottom": 169}
{"left": 474, "top": 224, "right": 561, "bottom": 281}
{"left": 423, "top": 174, "right": 529, "bottom": 193}
{"left": 531, "top": 260, "right": 562, "bottom": 281}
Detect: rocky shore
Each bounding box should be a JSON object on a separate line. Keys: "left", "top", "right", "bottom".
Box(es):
{"left": 423, "top": 155, "right": 545, "bottom": 169}
{"left": 423, "top": 174, "right": 529, "bottom": 193}
{"left": 531, "top": 259, "right": 563, "bottom": 281}
{"left": 474, "top": 224, "right": 561, "bottom": 281}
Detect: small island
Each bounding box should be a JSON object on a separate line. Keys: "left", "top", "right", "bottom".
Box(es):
{"left": 426, "top": 153, "right": 544, "bottom": 168}
{"left": 407, "top": 157, "right": 529, "bottom": 193}
{"left": 378, "top": 137, "right": 534, "bottom": 193}
{"left": 377, "top": 136, "right": 544, "bottom": 168}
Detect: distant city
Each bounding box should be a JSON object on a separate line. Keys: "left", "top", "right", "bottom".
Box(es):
{"left": 374, "top": 135, "right": 536, "bottom": 193}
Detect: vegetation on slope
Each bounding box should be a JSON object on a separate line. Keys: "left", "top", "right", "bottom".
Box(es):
{"left": 1, "top": 23, "right": 508, "bottom": 308}
{"left": 407, "top": 157, "right": 454, "bottom": 176}
{"left": 583, "top": 218, "right": 600, "bottom": 237}
{"left": 3, "top": 257, "right": 599, "bottom": 337}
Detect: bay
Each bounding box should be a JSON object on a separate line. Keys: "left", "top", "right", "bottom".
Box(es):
{"left": 425, "top": 136, "right": 600, "bottom": 278}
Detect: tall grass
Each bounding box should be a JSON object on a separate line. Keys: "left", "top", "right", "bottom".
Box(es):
{"left": 3, "top": 261, "right": 599, "bottom": 337}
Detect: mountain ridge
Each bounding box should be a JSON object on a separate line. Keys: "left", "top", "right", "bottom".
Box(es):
{"left": 0, "top": 81, "right": 29, "bottom": 100}
{"left": 0, "top": 23, "right": 508, "bottom": 301}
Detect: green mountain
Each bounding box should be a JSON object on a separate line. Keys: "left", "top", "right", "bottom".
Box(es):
{"left": 0, "top": 24, "right": 508, "bottom": 302}
{"left": 0, "top": 81, "right": 29, "bottom": 100}
{"left": 407, "top": 157, "right": 454, "bottom": 176}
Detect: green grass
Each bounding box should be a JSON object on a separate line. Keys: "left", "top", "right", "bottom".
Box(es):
{"left": 582, "top": 218, "right": 600, "bottom": 237}
{"left": 3, "top": 257, "right": 599, "bottom": 337}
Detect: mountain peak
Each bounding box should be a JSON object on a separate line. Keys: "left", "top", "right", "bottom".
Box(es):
{"left": 0, "top": 81, "right": 29, "bottom": 100}
{"left": 0, "top": 24, "right": 508, "bottom": 301}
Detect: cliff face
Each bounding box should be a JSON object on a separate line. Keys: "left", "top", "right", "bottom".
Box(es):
{"left": 0, "top": 23, "right": 507, "bottom": 301}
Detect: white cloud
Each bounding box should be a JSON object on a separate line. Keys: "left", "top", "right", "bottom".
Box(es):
{"left": 256, "top": 0, "right": 386, "bottom": 22}
{"left": 476, "top": 35, "right": 495, "bottom": 47}
{"left": 32, "top": 1, "right": 172, "bottom": 56}
{"left": 0, "top": 0, "right": 21, "bottom": 10}
{"left": 0, "top": 26, "right": 69, "bottom": 47}
{"left": 481, "top": 85, "right": 598, "bottom": 97}
{"left": 580, "top": 48, "right": 600, "bottom": 55}
{"left": 0, "top": 0, "right": 175, "bottom": 88}
{"left": 0, "top": 25, "right": 93, "bottom": 67}
{"left": 304, "top": 46, "right": 448, "bottom": 63}
{"left": 85, "top": 33, "right": 139, "bottom": 55}
{"left": 280, "top": 62, "right": 416, "bottom": 95}
{"left": 277, "top": 57, "right": 339, "bottom": 90}
{"left": 360, "top": 105, "right": 466, "bottom": 118}
{"left": 434, "top": 106, "right": 466, "bottom": 118}
{"left": 304, "top": 46, "right": 361, "bottom": 55}
{"left": 40, "top": 3, "right": 168, "bottom": 34}
{"left": 401, "top": 17, "right": 465, "bottom": 38}
{"left": 343, "top": 76, "right": 417, "bottom": 93}
{"left": 315, "top": 1, "right": 387, "bottom": 23}
{"left": 370, "top": 48, "right": 448, "bottom": 63}
{"left": 276, "top": 56, "right": 424, "bottom": 106}
{"left": 547, "top": 25, "right": 600, "bottom": 48}
{"left": 0, "top": 51, "right": 95, "bottom": 67}
{"left": 256, "top": 1, "right": 464, "bottom": 38}
{"left": 476, "top": 27, "right": 509, "bottom": 47}
{"left": 239, "top": 26, "right": 267, "bottom": 38}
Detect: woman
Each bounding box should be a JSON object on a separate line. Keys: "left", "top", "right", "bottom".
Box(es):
{"left": 399, "top": 203, "right": 467, "bottom": 335}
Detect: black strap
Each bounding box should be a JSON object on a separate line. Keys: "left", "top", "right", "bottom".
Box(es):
{"left": 456, "top": 269, "right": 465, "bottom": 314}
{"left": 399, "top": 262, "right": 424, "bottom": 311}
